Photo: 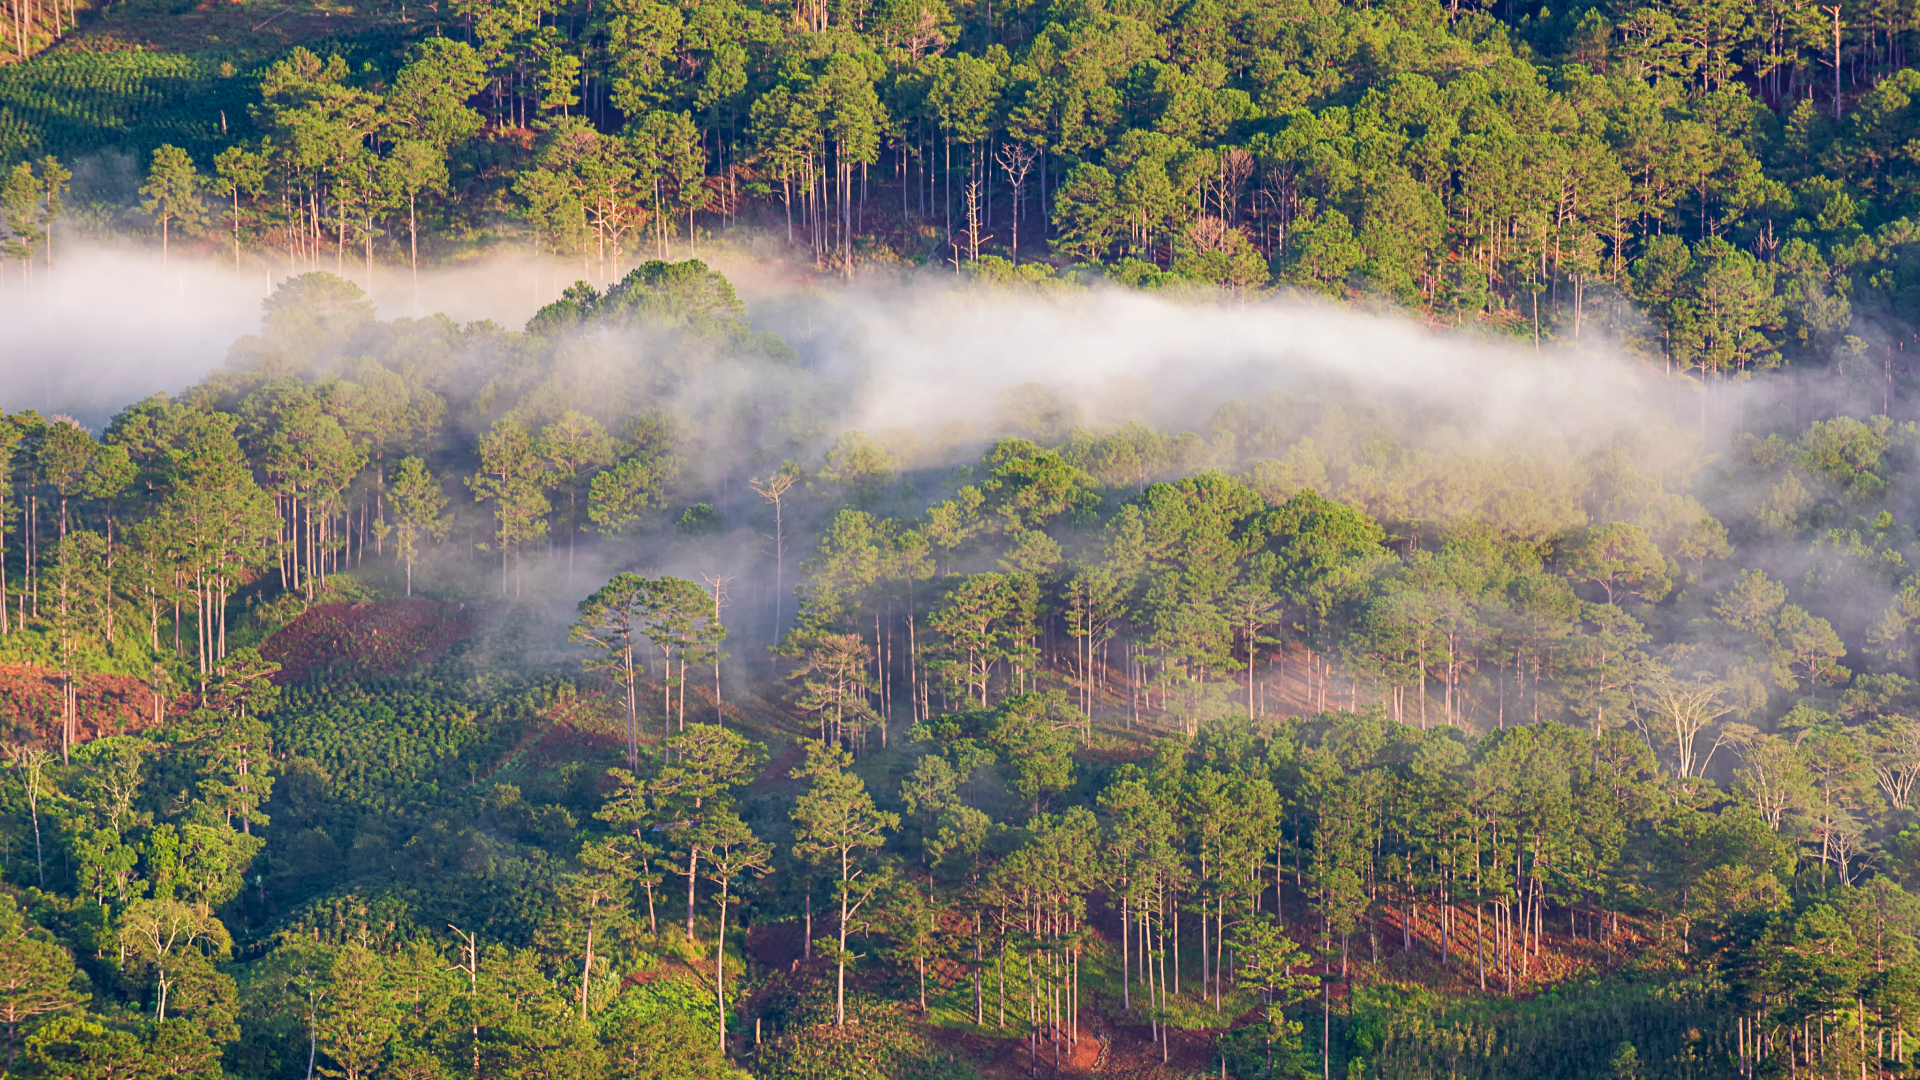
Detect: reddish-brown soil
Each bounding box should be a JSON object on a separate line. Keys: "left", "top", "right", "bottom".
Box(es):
{"left": 927, "top": 1022, "right": 1112, "bottom": 1079}
{"left": 516, "top": 719, "right": 626, "bottom": 773}
{"left": 0, "top": 663, "right": 184, "bottom": 744}
{"left": 260, "top": 600, "right": 477, "bottom": 682}
{"left": 748, "top": 919, "right": 810, "bottom": 972}
{"left": 1089, "top": 1014, "right": 1231, "bottom": 1079}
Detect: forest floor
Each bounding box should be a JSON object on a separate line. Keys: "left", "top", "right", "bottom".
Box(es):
{"left": 927, "top": 1022, "right": 1112, "bottom": 1078}
{"left": 260, "top": 598, "right": 477, "bottom": 681}
{"left": 0, "top": 662, "right": 175, "bottom": 743}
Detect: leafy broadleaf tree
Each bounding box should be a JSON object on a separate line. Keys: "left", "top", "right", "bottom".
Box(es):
{"left": 0, "top": 896, "right": 85, "bottom": 1073}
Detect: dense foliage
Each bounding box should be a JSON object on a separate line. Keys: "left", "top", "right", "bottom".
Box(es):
{"left": 5, "top": 0, "right": 1920, "bottom": 1051}
{"left": 6, "top": 0, "right": 1920, "bottom": 358}
{"left": 1, "top": 250, "right": 1919, "bottom": 1079}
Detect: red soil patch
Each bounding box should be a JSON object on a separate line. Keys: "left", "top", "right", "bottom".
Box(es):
{"left": 748, "top": 919, "right": 810, "bottom": 972}
{"left": 520, "top": 722, "right": 626, "bottom": 771}
{"left": 926, "top": 1017, "right": 1108, "bottom": 1079}
{"left": 755, "top": 737, "right": 806, "bottom": 791}
{"left": 261, "top": 601, "right": 477, "bottom": 682}
{"left": 1086, "top": 1008, "right": 1235, "bottom": 1080}
{"left": 0, "top": 664, "right": 182, "bottom": 744}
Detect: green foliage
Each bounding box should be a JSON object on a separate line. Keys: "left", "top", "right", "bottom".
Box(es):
{"left": 139, "top": 143, "right": 206, "bottom": 251}
{"left": 751, "top": 989, "right": 965, "bottom": 1080}
{"left": 265, "top": 682, "right": 527, "bottom": 820}
{"left": 0, "top": 52, "right": 253, "bottom": 167}
{"left": 20, "top": 4, "right": 1920, "bottom": 1064}
{"left": 8, "top": 0, "right": 1918, "bottom": 360}
{"left": 599, "top": 974, "right": 720, "bottom": 1031}
{"left": 0, "top": 894, "right": 88, "bottom": 1056}
{"left": 1348, "top": 977, "right": 1734, "bottom": 1080}
{"left": 600, "top": 1002, "right": 748, "bottom": 1079}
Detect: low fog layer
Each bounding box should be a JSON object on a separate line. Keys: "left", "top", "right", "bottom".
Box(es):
{"left": 0, "top": 245, "right": 574, "bottom": 429}
{"left": 787, "top": 282, "right": 1679, "bottom": 452}
{"left": 1, "top": 244, "right": 1717, "bottom": 463}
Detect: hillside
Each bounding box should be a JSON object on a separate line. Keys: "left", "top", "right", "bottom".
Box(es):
{"left": 0, "top": 0, "right": 1915, "bottom": 358}
{"left": 0, "top": 0, "right": 429, "bottom": 163}
{"left": 2, "top": 0, "right": 1920, "bottom": 1069}
{"left": 5, "top": 243, "right": 1920, "bottom": 1075}
{"left": 259, "top": 599, "right": 477, "bottom": 681}
{"left": 0, "top": 661, "right": 175, "bottom": 740}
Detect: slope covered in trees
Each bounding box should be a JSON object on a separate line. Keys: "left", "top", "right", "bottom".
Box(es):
{"left": 0, "top": 257, "right": 1918, "bottom": 1078}
{"left": 2, "top": 0, "right": 1919, "bottom": 365}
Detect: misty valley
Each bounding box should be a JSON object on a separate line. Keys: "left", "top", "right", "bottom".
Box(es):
{"left": 0, "top": 257, "right": 1909, "bottom": 1080}
{"left": 5, "top": 0, "right": 1920, "bottom": 1067}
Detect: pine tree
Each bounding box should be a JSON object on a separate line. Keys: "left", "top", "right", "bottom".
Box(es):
{"left": 790, "top": 740, "right": 898, "bottom": 1026}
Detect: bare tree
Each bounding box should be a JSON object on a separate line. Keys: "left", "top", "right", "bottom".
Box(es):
{"left": 1728, "top": 728, "right": 1809, "bottom": 827}
{"left": 3, "top": 744, "right": 50, "bottom": 886}
{"left": 1871, "top": 718, "right": 1920, "bottom": 809}
{"left": 951, "top": 180, "right": 990, "bottom": 271}
{"left": 995, "top": 143, "right": 1036, "bottom": 264}
{"left": 902, "top": 7, "right": 947, "bottom": 58}
{"left": 1218, "top": 147, "right": 1254, "bottom": 224}
{"left": 749, "top": 472, "right": 796, "bottom": 671}
{"left": 1637, "top": 660, "right": 1734, "bottom": 779}
{"left": 1821, "top": 813, "right": 1870, "bottom": 885}
{"left": 701, "top": 572, "right": 734, "bottom": 725}
{"left": 1821, "top": 5, "right": 1844, "bottom": 119}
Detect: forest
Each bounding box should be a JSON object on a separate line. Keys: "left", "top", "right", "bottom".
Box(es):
{"left": 0, "top": 0, "right": 1917, "bottom": 367}
{"left": 0, "top": 0, "right": 1919, "bottom": 1071}
{"left": 0, "top": 245, "right": 1909, "bottom": 1080}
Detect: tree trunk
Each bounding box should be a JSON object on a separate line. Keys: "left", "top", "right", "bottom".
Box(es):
{"left": 580, "top": 920, "right": 594, "bottom": 1021}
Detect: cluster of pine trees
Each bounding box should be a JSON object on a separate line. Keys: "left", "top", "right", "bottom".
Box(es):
{"left": 6, "top": 0, "right": 1920, "bottom": 360}
{"left": 0, "top": 256, "right": 1918, "bottom": 1076}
